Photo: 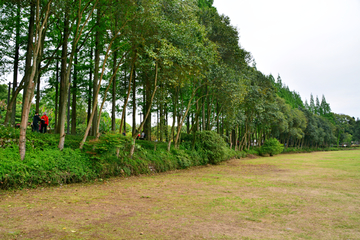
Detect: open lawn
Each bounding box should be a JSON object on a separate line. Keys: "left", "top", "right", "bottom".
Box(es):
{"left": 1, "top": 150, "right": 360, "bottom": 239}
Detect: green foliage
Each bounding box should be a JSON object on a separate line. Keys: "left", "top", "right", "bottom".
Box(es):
{"left": 0, "top": 125, "right": 19, "bottom": 138}
{"left": 0, "top": 146, "right": 96, "bottom": 189}
{"left": 259, "top": 138, "right": 284, "bottom": 156}
{"left": 84, "top": 133, "right": 131, "bottom": 160}
{"left": 195, "top": 130, "right": 227, "bottom": 164}
{"left": 0, "top": 84, "right": 8, "bottom": 102}
{"left": 0, "top": 129, "right": 244, "bottom": 190}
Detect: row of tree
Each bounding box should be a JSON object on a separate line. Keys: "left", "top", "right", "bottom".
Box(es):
{"left": 0, "top": 0, "right": 359, "bottom": 160}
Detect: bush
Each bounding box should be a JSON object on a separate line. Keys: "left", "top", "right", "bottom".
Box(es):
{"left": 195, "top": 131, "right": 227, "bottom": 164}
{"left": 259, "top": 138, "right": 284, "bottom": 156}
{"left": 0, "top": 125, "right": 20, "bottom": 139}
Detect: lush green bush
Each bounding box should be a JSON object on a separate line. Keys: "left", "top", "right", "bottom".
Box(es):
{"left": 195, "top": 131, "right": 228, "bottom": 164}
{"left": 259, "top": 138, "right": 284, "bottom": 156}
{"left": 0, "top": 125, "right": 20, "bottom": 139}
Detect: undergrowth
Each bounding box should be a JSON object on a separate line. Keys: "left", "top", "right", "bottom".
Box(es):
{"left": 0, "top": 131, "right": 243, "bottom": 190}
{"left": 1, "top": 128, "right": 353, "bottom": 190}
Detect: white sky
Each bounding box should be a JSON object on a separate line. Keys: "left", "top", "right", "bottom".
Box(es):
{"left": 213, "top": 0, "right": 360, "bottom": 119}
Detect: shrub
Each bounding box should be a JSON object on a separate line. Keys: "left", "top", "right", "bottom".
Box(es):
{"left": 259, "top": 138, "right": 284, "bottom": 156}
{"left": 0, "top": 125, "right": 20, "bottom": 139}
{"left": 195, "top": 131, "right": 227, "bottom": 164}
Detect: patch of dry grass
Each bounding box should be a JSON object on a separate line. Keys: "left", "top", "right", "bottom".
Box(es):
{"left": 1, "top": 150, "right": 360, "bottom": 239}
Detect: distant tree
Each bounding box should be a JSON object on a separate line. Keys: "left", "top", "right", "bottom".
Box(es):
{"left": 309, "top": 93, "right": 315, "bottom": 114}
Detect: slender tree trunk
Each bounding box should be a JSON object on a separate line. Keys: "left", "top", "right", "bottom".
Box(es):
{"left": 186, "top": 113, "right": 190, "bottom": 134}
{"left": 92, "top": 13, "right": 101, "bottom": 136}
{"left": 191, "top": 99, "right": 200, "bottom": 149}
{"left": 144, "top": 75, "right": 152, "bottom": 140}
{"left": 71, "top": 54, "right": 78, "bottom": 135}
{"left": 87, "top": 45, "right": 93, "bottom": 125}
{"left": 165, "top": 103, "right": 168, "bottom": 142}
{"left": 35, "top": 63, "right": 41, "bottom": 113}
{"left": 167, "top": 89, "right": 178, "bottom": 151}
{"left": 111, "top": 51, "right": 117, "bottom": 131}
{"left": 160, "top": 102, "right": 163, "bottom": 141}
{"left": 206, "top": 87, "right": 210, "bottom": 130}
{"left": 201, "top": 93, "right": 205, "bottom": 131}
{"left": 157, "top": 107, "right": 160, "bottom": 140}
{"left": 57, "top": 13, "right": 69, "bottom": 134}
{"left": 132, "top": 65, "right": 136, "bottom": 135}
{"left": 10, "top": 2, "right": 21, "bottom": 126}
{"left": 67, "top": 75, "right": 71, "bottom": 134}
{"left": 54, "top": 59, "right": 59, "bottom": 130}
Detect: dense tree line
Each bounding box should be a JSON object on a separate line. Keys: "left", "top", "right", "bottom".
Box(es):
{"left": 0, "top": 0, "right": 359, "bottom": 160}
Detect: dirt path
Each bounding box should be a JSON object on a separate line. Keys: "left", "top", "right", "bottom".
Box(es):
{"left": 1, "top": 151, "right": 360, "bottom": 239}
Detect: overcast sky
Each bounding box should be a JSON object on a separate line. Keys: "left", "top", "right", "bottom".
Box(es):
{"left": 213, "top": 0, "right": 360, "bottom": 119}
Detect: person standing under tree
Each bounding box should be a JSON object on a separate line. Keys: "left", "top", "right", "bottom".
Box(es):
{"left": 32, "top": 112, "right": 41, "bottom": 132}
{"left": 41, "top": 112, "right": 49, "bottom": 133}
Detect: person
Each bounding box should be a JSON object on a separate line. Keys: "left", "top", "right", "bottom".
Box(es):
{"left": 140, "top": 131, "right": 145, "bottom": 140}
{"left": 32, "top": 112, "right": 41, "bottom": 132}
{"left": 41, "top": 112, "right": 49, "bottom": 133}
{"left": 122, "top": 131, "right": 126, "bottom": 136}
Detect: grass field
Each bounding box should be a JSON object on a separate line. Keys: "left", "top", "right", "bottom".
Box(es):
{"left": 1, "top": 150, "right": 360, "bottom": 239}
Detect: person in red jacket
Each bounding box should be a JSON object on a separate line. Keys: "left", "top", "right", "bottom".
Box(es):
{"left": 41, "top": 112, "right": 49, "bottom": 133}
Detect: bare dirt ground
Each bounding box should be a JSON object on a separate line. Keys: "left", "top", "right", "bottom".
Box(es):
{"left": 1, "top": 150, "right": 360, "bottom": 239}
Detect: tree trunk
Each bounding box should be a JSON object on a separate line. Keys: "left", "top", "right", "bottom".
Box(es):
{"left": 206, "top": 87, "right": 210, "bottom": 130}
{"left": 186, "top": 113, "right": 190, "bottom": 134}
{"left": 191, "top": 99, "right": 200, "bottom": 149}
{"left": 144, "top": 75, "right": 152, "bottom": 140}
{"left": 57, "top": 12, "right": 69, "bottom": 140}
{"left": 91, "top": 13, "right": 100, "bottom": 136}
{"left": 132, "top": 64, "right": 136, "bottom": 136}
{"left": 11, "top": 2, "right": 21, "bottom": 126}
{"left": 201, "top": 93, "right": 205, "bottom": 131}
{"left": 67, "top": 75, "right": 71, "bottom": 134}
{"left": 165, "top": 103, "right": 168, "bottom": 142}
{"left": 87, "top": 45, "right": 93, "bottom": 125}
{"left": 35, "top": 62, "right": 41, "bottom": 113}
{"left": 111, "top": 51, "right": 117, "bottom": 131}
{"left": 54, "top": 59, "right": 59, "bottom": 130}
{"left": 167, "top": 89, "right": 178, "bottom": 151}
{"left": 71, "top": 54, "right": 78, "bottom": 135}
{"left": 160, "top": 102, "right": 164, "bottom": 141}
